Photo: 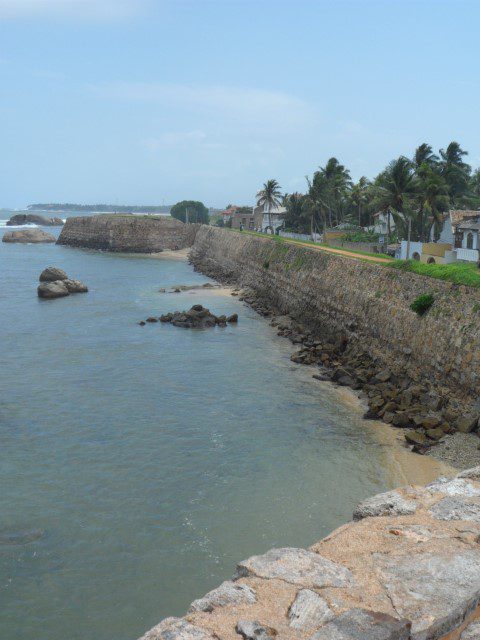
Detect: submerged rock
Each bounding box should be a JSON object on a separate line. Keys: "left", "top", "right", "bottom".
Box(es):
{"left": 2, "top": 229, "right": 56, "bottom": 243}
{"left": 151, "top": 305, "right": 238, "bottom": 329}
{"left": 0, "top": 528, "right": 44, "bottom": 545}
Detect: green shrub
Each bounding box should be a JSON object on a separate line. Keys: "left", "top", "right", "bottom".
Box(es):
{"left": 263, "top": 260, "right": 270, "bottom": 269}
{"left": 410, "top": 293, "right": 435, "bottom": 316}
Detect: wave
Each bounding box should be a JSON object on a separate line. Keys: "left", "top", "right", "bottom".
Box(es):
{"left": 0, "top": 221, "right": 38, "bottom": 228}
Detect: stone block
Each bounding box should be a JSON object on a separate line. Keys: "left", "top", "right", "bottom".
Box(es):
{"left": 188, "top": 581, "right": 256, "bottom": 613}
{"left": 353, "top": 490, "right": 417, "bottom": 520}
{"left": 309, "top": 608, "right": 410, "bottom": 640}
{"left": 287, "top": 589, "right": 334, "bottom": 631}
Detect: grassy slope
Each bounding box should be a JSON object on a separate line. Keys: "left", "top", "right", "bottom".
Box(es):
{"left": 389, "top": 259, "right": 480, "bottom": 288}
{"left": 227, "top": 228, "right": 480, "bottom": 288}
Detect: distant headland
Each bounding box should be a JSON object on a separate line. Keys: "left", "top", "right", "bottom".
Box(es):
{"left": 27, "top": 203, "right": 172, "bottom": 214}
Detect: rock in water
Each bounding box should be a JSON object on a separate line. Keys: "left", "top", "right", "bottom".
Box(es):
{"left": 64, "top": 279, "right": 88, "bottom": 293}
{"left": 2, "top": 229, "right": 56, "bottom": 243}
{"left": 155, "top": 305, "right": 237, "bottom": 329}
{"left": 6, "top": 213, "right": 64, "bottom": 226}
{"left": 39, "top": 267, "right": 68, "bottom": 282}
{"left": 37, "top": 281, "right": 70, "bottom": 299}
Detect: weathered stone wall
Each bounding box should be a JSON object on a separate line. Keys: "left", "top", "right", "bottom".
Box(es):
{"left": 57, "top": 215, "right": 199, "bottom": 252}
{"left": 190, "top": 227, "right": 480, "bottom": 399}
{"left": 138, "top": 468, "right": 480, "bottom": 640}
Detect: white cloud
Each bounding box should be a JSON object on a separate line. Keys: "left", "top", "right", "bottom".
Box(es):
{"left": 0, "top": 0, "right": 147, "bottom": 20}
{"left": 92, "top": 82, "right": 316, "bottom": 130}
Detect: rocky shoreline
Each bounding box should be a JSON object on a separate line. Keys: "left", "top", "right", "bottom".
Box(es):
{"left": 188, "top": 228, "right": 480, "bottom": 470}
{"left": 230, "top": 286, "right": 480, "bottom": 468}
{"left": 138, "top": 466, "right": 480, "bottom": 640}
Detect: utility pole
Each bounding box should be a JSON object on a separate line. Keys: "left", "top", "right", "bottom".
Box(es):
{"left": 185, "top": 208, "right": 189, "bottom": 224}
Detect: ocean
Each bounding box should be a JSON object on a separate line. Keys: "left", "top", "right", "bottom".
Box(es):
{"left": 0, "top": 211, "right": 445, "bottom": 640}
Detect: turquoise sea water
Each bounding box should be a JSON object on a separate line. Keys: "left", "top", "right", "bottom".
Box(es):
{"left": 0, "top": 213, "right": 432, "bottom": 640}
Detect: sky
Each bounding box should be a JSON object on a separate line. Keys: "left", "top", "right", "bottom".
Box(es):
{"left": 1, "top": 0, "right": 480, "bottom": 209}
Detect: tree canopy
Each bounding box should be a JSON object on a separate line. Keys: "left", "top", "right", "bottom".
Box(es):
{"left": 170, "top": 200, "right": 209, "bottom": 224}
{"left": 265, "top": 140, "right": 479, "bottom": 243}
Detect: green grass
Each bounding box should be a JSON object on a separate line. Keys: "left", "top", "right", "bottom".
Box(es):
{"left": 228, "top": 228, "right": 393, "bottom": 260}
{"left": 390, "top": 259, "right": 480, "bottom": 288}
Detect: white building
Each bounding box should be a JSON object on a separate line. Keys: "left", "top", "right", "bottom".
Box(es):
{"left": 253, "top": 203, "right": 287, "bottom": 233}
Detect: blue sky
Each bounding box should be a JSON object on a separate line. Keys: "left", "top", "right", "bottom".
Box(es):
{"left": 1, "top": 0, "right": 480, "bottom": 208}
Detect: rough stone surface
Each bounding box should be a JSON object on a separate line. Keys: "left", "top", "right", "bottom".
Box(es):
{"left": 234, "top": 547, "right": 353, "bottom": 588}
{"left": 287, "top": 588, "right": 334, "bottom": 630}
{"left": 309, "top": 608, "right": 411, "bottom": 640}
{"left": 235, "top": 620, "right": 277, "bottom": 639}
{"left": 353, "top": 490, "right": 417, "bottom": 520}
{"left": 6, "top": 213, "right": 64, "bottom": 226}
{"left": 188, "top": 581, "right": 256, "bottom": 613}
{"left": 427, "top": 477, "right": 480, "bottom": 497}
{"left": 461, "top": 620, "right": 480, "bottom": 639}
{"left": 58, "top": 214, "right": 198, "bottom": 252}
{"left": 459, "top": 466, "right": 480, "bottom": 481}
{"left": 138, "top": 617, "right": 218, "bottom": 640}
{"left": 189, "top": 226, "right": 480, "bottom": 398}
{"left": 64, "top": 279, "right": 88, "bottom": 293}
{"left": 39, "top": 266, "right": 68, "bottom": 282}
{"left": 37, "top": 280, "right": 70, "bottom": 299}
{"left": 429, "top": 496, "right": 480, "bottom": 523}
{"left": 375, "top": 550, "right": 480, "bottom": 639}
{"left": 2, "top": 228, "right": 56, "bottom": 243}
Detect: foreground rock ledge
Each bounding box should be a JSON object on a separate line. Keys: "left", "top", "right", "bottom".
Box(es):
{"left": 138, "top": 467, "right": 480, "bottom": 640}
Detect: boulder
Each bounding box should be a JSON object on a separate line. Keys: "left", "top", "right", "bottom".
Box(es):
{"left": 404, "top": 430, "right": 427, "bottom": 446}
{"left": 2, "top": 228, "right": 56, "bottom": 243}
{"left": 64, "top": 279, "right": 88, "bottom": 293}
{"left": 374, "top": 550, "right": 480, "bottom": 639}
{"left": 235, "top": 620, "right": 277, "bottom": 640}
{"left": 461, "top": 620, "right": 480, "bottom": 639}
{"left": 137, "top": 617, "right": 218, "bottom": 640}
{"left": 310, "top": 609, "right": 411, "bottom": 640}
{"left": 353, "top": 489, "right": 417, "bottom": 520}
{"left": 227, "top": 313, "right": 238, "bottom": 323}
{"left": 429, "top": 496, "right": 480, "bottom": 523}
{"left": 39, "top": 267, "right": 68, "bottom": 282}
{"left": 234, "top": 547, "right": 353, "bottom": 589}
{"left": 6, "top": 213, "right": 64, "bottom": 226}
{"left": 456, "top": 415, "right": 479, "bottom": 433}
{"left": 458, "top": 466, "right": 480, "bottom": 481}
{"left": 188, "top": 580, "right": 256, "bottom": 613}
{"left": 156, "top": 305, "right": 237, "bottom": 330}
{"left": 288, "top": 589, "right": 334, "bottom": 630}
{"left": 37, "top": 281, "right": 70, "bottom": 299}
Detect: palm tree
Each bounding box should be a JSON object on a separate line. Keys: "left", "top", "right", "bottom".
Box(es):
{"left": 415, "top": 165, "right": 450, "bottom": 241}
{"left": 373, "top": 156, "right": 416, "bottom": 244}
{"left": 256, "top": 179, "right": 282, "bottom": 233}
{"left": 413, "top": 143, "right": 438, "bottom": 169}
{"left": 350, "top": 176, "right": 370, "bottom": 227}
{"left": 319, "top": 158, "right": 352, "bottom": 226}
{"left": 439, "top": 141, "right": 471, "bottom": 205}
{"left": 283, "top": 192, "right": 305, "bottom": 231}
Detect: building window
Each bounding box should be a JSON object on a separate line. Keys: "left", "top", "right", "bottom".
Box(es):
{"left": 467, "top": 232, "right": 474, "bottom": 249}
{"left": 412, "top": 252, "right": 420, "bottom": 261}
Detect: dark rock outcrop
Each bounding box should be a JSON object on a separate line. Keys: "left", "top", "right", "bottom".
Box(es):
{"left": 37, "top": 268, "right": 87, "bottom": 299}
{"left": 2, "top": 229, "right": 56, "bottom": 243}
{"left": 39, "top": 267, "right": 68, "bottom": 282}
{"left": 146, "top": 305, "right": 239, "bottom": 329}
{"left": 7, "top": 213, "right": 64, "bottom": 226}
{"left": 57, "top": 214, "right": 199, "bottom": 253}
{"left": 37, "top": 281, "right": 70, "bottom": 299}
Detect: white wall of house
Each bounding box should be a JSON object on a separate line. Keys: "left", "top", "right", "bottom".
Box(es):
{"left": 461, "top": 231, "right": 479, "bottom": 250}
{"left": 400, "top": 240, "right": 423, "bottom": 260}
